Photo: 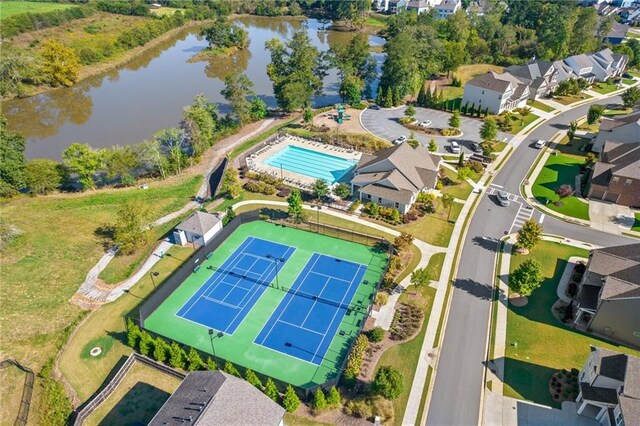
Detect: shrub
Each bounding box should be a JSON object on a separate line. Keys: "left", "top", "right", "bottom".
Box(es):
{"left": 282, "top": 385, "right": 301, "bottom": 413}
{"left": 466, "top": 160, "right": 484, "bottom": 173}
{"left": 206, "top": 357, "right": 218, "bottom": 370}
{"left": 245, "top": 369, "right": 263, "bottom": 389}
{"left": 368, "top": 326, "right": 385, "bottom": 343}
{"left": 312, "top": 388, "right": 327, "bottom": 411}
{"left": 393, "top": 232, "right": 414, "bottom": 251}
{"left": 344, "top": 399, "right": 372, "bottom": 418}
{"left": 187, "top": 347, "right": 204, "bottom": 371}
{"left": 343, "top": 334, "right": 369, "bottom": 380}
{"left": 326, "top": 386, "right": 341, "bottom": 406}
{"left": 370, "top": 396, "right": 394, "bottom": 423}
{"left": 557, "top": 184, "right": 573, "bottom": 198}
{"left": 375, "top": 292, "right": 389, "bottom": 306}
{"left": 152, "top": 338, "right": 169, "bottom": 363}
{"left": 244, "top": 180, "right": 276, "bottom": 195}
{"left": 441, "top": 128, "right": 460, "bottom": 136}
{"left": 264, "top": 378, "right": 279, "bottom": 402}
{"left": 224, "top": 360, "right": 241, "bottom": 377}
{"left": 348, "top": 199, "right": 361, "bottom": 213}
{"left": 363, "top": 202, "right": 380, "bottom": 217}
{"left": 372, "top": 366, "right": 404, "bottom": 400}
{"left": 334, "top": 182, "right": 351, "bottom": 199}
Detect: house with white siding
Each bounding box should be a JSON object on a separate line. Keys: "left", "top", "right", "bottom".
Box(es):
{"left": 461, "top": 71, "right": 529, "bottom": 114}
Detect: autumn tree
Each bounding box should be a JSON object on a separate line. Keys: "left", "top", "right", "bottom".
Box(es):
{"left": 40, "top": 39, "right": 80, "bottom": 87}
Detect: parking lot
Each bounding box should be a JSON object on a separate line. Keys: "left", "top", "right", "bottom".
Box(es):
{"left": 360, "top": 105, "right": 510, "bottom": 154}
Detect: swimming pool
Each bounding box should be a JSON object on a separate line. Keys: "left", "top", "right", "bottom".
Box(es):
{"left": 264, "top": 145, "right": 357, "bottom": 184}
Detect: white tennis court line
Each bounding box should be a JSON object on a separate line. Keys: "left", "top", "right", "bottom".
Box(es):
{"left": 300, "top": 275, "right": 331, "bottom": 328}
{"left": 278, "top": 320, "right": 326, "bottom": 336}
{"left": 307, "top": 270, "right": 355, "bottom": 284}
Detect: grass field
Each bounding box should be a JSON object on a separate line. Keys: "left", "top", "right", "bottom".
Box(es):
{"left": 554, "top": 136, "right": 592, "bottom": 157}
{"left": 622, "top": 78, "right": 635, "bottom": 86}
{"left": 526, "top": 99, "right": 555, "bottom": 113}
{"left": 503, "top": 241, "right": 640, "bottom": 407}
{"left": 83, "top": 362, "right": 181, "bottom": 426}
{"left": 0, "top": 364, "right": 26, "bottom": 425}
{"left": 590, "top": 81, "right": 619, "bottom": 95}
{"left": 1, "top": 174, "right": 201, "bottom": 371}
{"left": 397, "top": 200, "right": 462, "bottom": 248}
{"left": 441, "top": 167, "right": 474, "bottom": 200}
{"left": 375, "top": 252, "right": 444, "bottom": 425}
{"left": 506, "top": 112, "right": 540, "bottom": 134}
{"left": 441, "top": 86, "right": 464, "bottom": 102}
{"left": 149, "top": 6, "right": 181, "bottom": 16}
{"left": 454, "top": 64, "right": 504, "bottom": 84}
{"left": 0, "top": 1, "right": 74, "bottom": 19}
{"left": 144, "top": 221, "right": 386, "bottom": 388}
{"left": 532, "top": 154, "right": 590, "bottom": 221}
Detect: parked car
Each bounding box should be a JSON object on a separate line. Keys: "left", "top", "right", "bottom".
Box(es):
{"left": 622, "top": 72, "right": 633, "bottom": 79}
{"left": 471, "top": 142, "right": 483, "bottom": 153}
{"left": 497, "top": 190, "right": 510, "bottom": 207}
{"left": 419, "top": 120, "right": 432, "bottom": 128}
{"left": 450, "top": 141, "right": 461, "bottom": 154}
{"left": 534, "top": 139, "right": 546, "bottom": 149}
{"left": 369, "top": 104, "right": 381, "bottom": 110}
{"left": 394, "top": 136, "right": 407, "bottom": 145}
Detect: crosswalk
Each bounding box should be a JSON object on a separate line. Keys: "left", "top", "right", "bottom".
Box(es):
{"left": 510, "top": 205, "right": 534, "bottom": 234}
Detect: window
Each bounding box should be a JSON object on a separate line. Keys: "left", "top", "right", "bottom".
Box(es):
{"left": 367, "top": 194, "right": 371, "bottom": 200}
{"left": 378, "top": 197, "right": 382, "bottom": 203}
{"left": 615, "top": 412, "right": 624, "bottom": 426}
{"left": 482, "top": 90, "right": 484, "bottom": 94}
{"left": 625, "top": 179, "right": 632, "bottom": 187}
{"left": 394, "top": 202, "right": 399, "bottom": 208}
{"left": 612, "top": 177, "right": 619, "bottom": 184}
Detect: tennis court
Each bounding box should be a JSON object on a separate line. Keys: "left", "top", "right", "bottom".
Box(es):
{"left": 143, "top": 221, "right": 388, "bottom": 387}
{"left": 176, "top": 237, "right": 295, "bottom": 334}
{"left": 255, "top": 254, "right": 367, "bottom": 364}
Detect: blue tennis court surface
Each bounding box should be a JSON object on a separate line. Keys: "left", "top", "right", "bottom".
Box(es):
{"left": 176, "top": 237, "right": 295, "bottom": 334}
{"left": 254, "top": 253, "right": 367, "bottom": 365}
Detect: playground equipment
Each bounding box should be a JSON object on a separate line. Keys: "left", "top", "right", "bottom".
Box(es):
{"left": 335, "top": 104, "right": 351, "bottom": 123}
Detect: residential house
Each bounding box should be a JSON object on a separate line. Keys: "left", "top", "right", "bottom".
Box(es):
{"left": 461, "top": 71, "right": 529, "bottom": 114}
{"left": 564, "top": 53, "right": 600, "bottom": 84}
{"left": 576, "top": 346, "right": 640, "bottom": 425}
{"left": 149, "top": 371, "right": 285, "bottom": 426}
{"left": 389, "top": 0, "right": 407, "bottom": 14}
{"left": 573, "top": 243, "right": 640, "bottom": 349}
{"left": 612, "top": 0, "right": 640, "bottom": 7}
{"left": 553, "top": 60, "right": 579, "bottom": 83}
{"left": 505, "top": 60, "right": 559, "bottom": 100}
{"left": 406, "top": 0, "right": 436, "bottom": 14}
{"left": 435, "top": 0, "right": 461, "bottom": 18}
{"left": 593, "top": 112, "right": 640, "bottom": 153}
{"left": 604, "top": 22, "right": 630, "bottom": 44}
{"left": 590, "top": 48, "right": 629, "bottom": 80}
{"left": 350, "top": 143, "right": 441, "bottom": 214}
{"left": 373, "top": 0, "right": 391, "bottom": 12}
{"left": 620, "top": 7, "right": 640, "bottom": 24}
{"left": 173, "top": 211, "right": 223, "bottom": 247}
{"left": 587, "top": 141, "right": 640, "bottom": 207}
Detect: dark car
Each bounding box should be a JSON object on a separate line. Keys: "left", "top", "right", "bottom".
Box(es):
{"left": 471, "top": 142, "right": 483, "bottom": 153}
{"left": 369, "top": 105, "right": 381, "bottom": 110}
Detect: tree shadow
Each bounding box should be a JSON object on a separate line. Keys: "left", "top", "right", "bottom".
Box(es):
{"left": 99, "top": 382, "right": 172, "bottom": 426}
{"left": 107, "top": 330, "right": 128, "bottom": 346}
{"left": 452, "top": 278, "right": 493, "bottom": 300}
{"left": 539, "top": 163, "right": 581, "bottom": 194}
{"left": 94, "top": 225, "right": 115, "bottom": 250}
{"left": 610, "top": 215, "right": 635, "bottom": 227}
{"left": 496, "top": 356, "right": 559, "bottom": 408}
{"left": 471, "top": 236, "right": 500, "bottom": 253}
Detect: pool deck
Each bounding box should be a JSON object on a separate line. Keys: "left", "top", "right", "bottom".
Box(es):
{"left": 247, "top": 135, "right": 362, "bottom": 189}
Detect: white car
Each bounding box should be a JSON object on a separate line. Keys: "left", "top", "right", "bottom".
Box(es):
{"left": 534, "top": 139, "right": 546, "bottom": 149}
{"left": 419, "top": 120, "right": 432, "bottom": 128}
{"left": 394, "top": 136, "right": 407, "bottom": 145}
{"left": 450, "top": 141, "right": 461, "bottom": 154}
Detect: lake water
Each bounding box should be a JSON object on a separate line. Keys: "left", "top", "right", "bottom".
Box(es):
{"left": 4, "top": 16, "right": 384, "bottom": 159}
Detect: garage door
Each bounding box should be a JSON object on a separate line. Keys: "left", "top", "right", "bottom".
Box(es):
{"left": 590, "top": 189, "right": 605, "bottom": 199}
{"left": 604, "top": 192, "right": 619, "bottom": 203}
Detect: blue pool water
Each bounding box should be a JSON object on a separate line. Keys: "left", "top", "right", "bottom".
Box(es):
{"left": 264, "top": 145, "right": 357, "bottom": 184}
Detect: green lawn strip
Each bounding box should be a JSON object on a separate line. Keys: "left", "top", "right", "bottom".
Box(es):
{"left": 508, "top": 112, "right": 540, "bottom": 134}
{"left": 531, "top": 154, "right": 590, "bottom": 220}
{"left": 603, "top": 107, "right": 633, "bottom": 116}
{"left": 144, "top": 221, "right": 385, "bottom": 388}
{"left": 1, "top": 174, "right": 201, "bottom": 369}
{"left": 493, "top": 141, "right": 508, "bottom": 153}
{"left": 82, "top": 362, "right": 182, "bottom": 426}
{"left": 395, "top": 244, "right": 423, "bottom": 284}
{"left": 59, "top": 244, "right": 194, "bottom": 401}
{"left": 228, "top": 117, "right": 298, "bottom": 159}
{"left": 526, "top": 100, "right": 555, "bottom": 113}
{"left": 0, "top": 1, "right": 74, "bottom": 18}
{"left": 554, "top": 93, "right": 593, "bottom": 106}
{"left": 375, "top": 253, "right": 443, "bottom": 425}
{"left": 488, "top": 240, "right": 504, "bottom": 362}
{"left": 590, "top": 82, "right": 619, "bottom": 95}
{"left": 504, "top": 241, "right": 640, "bottom": 408}
{"left": 554, "top": 136, "right": 591, "bottom": 157}
{"left": 441, "top": 86, "right": 464, "bottom": 101}
{"left": 441, "top": 167, "right": 473, "bottom": 200}
{"left": 633, "top": 213, "right": 640, "bottom": 232}
{"left": 397, "top": 202, "right": 462, "bottom": 247}
{"left": 284, "top": 414, "right": 333, "bottom": 426}
{"left": 622, "top": 78, "right": 635, "bottom": 86}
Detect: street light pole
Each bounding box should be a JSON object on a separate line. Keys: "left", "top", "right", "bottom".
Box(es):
{"left": 315, "top": 205, "right": 321, "bottom": 233}
{"left": 149, "top": 271, "right": 159, "bottom": 288}
{"left": 208, "top": 329, "right": 217, "bottom": 361}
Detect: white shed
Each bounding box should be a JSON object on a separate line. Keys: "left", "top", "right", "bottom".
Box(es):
{"left": 173, "top": 211, "right": 222, "bottom": 247}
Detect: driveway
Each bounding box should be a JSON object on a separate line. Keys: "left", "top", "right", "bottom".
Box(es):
{"left": 360, "top": 106, "right": 510, "bottom": 154}
{"left": 589, "top": 199, "right": 635, "bottom": 234}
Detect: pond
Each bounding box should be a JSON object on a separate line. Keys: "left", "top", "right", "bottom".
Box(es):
{"left": 4, "top": 16, "right": 385, "bottom": 159}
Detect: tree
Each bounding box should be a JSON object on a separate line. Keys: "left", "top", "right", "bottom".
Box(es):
{"left": 201, "top": 19, "right": 249, "bottom": 50}
{"left": 221, "top": 167, "right": 242, "bottom": 199}
{"left": 24, "top": 159, "right": 62, "bottom": 195}
{"left": 153, "top": 338, "right": 169, "bottom": 363}
{"left": 372, "top": 366, "right": 404, "bottom": 400}
{"left": 622, "top": 86, "right": 640, "bottom": 109}
{"left": 112, "top": 199, "right": 151, "bottom": 255}
{"left": 393, "top": 232, "right": 414, "bottom": 251}
{"left": 333, "top": 182, "right": 351, "bottom": 199}
{"left": 428, "top": 138, "right": 438, "bottom": 152}
{"left": 187, "top": 347, "right": 204, "bottom": 371}
{"left": 223, "top": 205, "right": 236, "bottom": 226}
{"left": 40, "top": 39, "right": 80, "bottom": 87}
{"left": 410, "top": 267, "right": 431, "bottom": 290}
{"left": 62, "top": 143, "right": 101, "bottom": 190}
{"left": 282, "top": 385, "right": 301, "bottom": 413}
{"left": 516, "top": 219, "right": 543, "bottom": 252}
{"left": 327, "top": 386, "right": 341, "bottom": 406}
{"left": 480, "top": 117, "right": 498, "bottom": 141}
{"left": 457, "top": 166, "right": 472, "bottom": 181}
{"left": 405, "top": 104, "right": 416, "bottom": 118}
{"left": 245, "top": 369, "right": 263, "bottom": 389}
{"left": 339, "top": 74, "right": 364, "bottom": 105}
{"left": 312, "top": 388, "right": 327, "bottom": 411}
{"left": 169, "top": 342, "right": 186, "bottom": 369}
{"left": 126, "top": 319, "right": 140, "bottom": 348}
{"left": 138, "top": 331, "right": 153, "bottom": 356}
{"left": 509, "top": 259, "right": 543, "bottom": 296}
{"left": 458, "top": 152, "right": 465, "bottom": 167}
{"left": 557, "top": 184, "right": 573, "bottom": 198}
{"left": 449, "top": 111, "right": 460, "bottom": 128}
{"left": 223, "top": 360, "right": 241, "bottom": 377}
{"left": 264, "top": 378, "right": 279, "bottom": 402}
{"left": 183, "top": 94, "right": 218, "bottom": 158}
{"left": 250, "top": 97, "right": 269, "bottom": 121}
{"left": 303, "top": 108, "right": 313, "bottom": 123}
{"left": 221, "top": 73, "right": 255, "bottom": 124}
{"left": 0, "top": 116, "right": 26, "bottom": 194}
{"left": 519, "top": 106, "right": 532, "bottom": 126}
{"left": 266, "top": 31, "right": 328, "bottom": 112}
{"left": 441, "top": 193, "right": 455, "bottom": 222}
{"left": 102, "top": 145, "right": 138, "bottom": 182}
{"left": 332, "top": 34, "right": 377, "bottom": 95}
{"left": 587, "top": 104, "right": 605, "bottom": 125}
{"left": 567, "top": 120, "right": 578, "bottom": 142}
{"left": 0, "top": 44, "right": 39, "bottom": 99}
{"left": 287, "top": 189, "right": 304, "bottom": 223}
{"left": 206, "top": 357, "right": 218, "bottom": 371}
{"left": 312, "top": 178, "right": 329, "bottom": 200}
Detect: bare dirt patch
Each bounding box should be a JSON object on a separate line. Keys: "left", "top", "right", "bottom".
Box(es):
{"left": 509, "top": 293, "right": 529, "bottom": 307}
{"left": 313, "top": 109, "right": 367, "bottom": 134}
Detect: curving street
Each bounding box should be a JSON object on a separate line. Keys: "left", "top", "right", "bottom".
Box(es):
{"left": 360, "top": 95, "right": 636, "bottom": 426}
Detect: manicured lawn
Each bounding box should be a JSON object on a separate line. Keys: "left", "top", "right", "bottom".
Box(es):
{"left": 532, "top": 154, "right": 590, "bottom": 221}
{"left": 83, "top": 362, "right": 182, "bottom": 426}
{"left": 633, "top": 213, "right": 640, "bottom": 232}
{"left": 454, "top": 64, "right": 504, "bottom": 84}
{"left": 622, "top": 78, "right": 636, "bottom": 86}
{"left": 441, "top": 167, "right": 474, "bottom": 200}
{"left": 399, "top": 201, "right": 463, "bottom": 247}
{"left": 441, "top": 86, "right": 464, "bottom": 101}
{"left": 509, "top": 112, "right": 540, "bottom": 134}
{"left": 503, "top": 241, "right": 640, "bottom": 408}
{"left": 526, "top": 99, "right": 555, "bottom": 113}
{"left": 0, "top": 1, "right": 74, "bottom": 19}
{"left": 603, "top": 107, "right": 633, "bottom": 116}
{"left": 591, "top": 81, "right": 619, "bottom": 95}
{"left": 1, "top": 174, "right": 201, "bottom": 371}
{"left": 284, "top": 414, "right": 333, "bottom": 426}
{"left": 58, "top": 245, "right": 194, "bottom": 402}
{"left": 554, "top": 136, "right": 592, "bottom": 157}
{"left": 554, "top": 93, "right": 593, "bottom": 106}
{"left": 375, "top": 253, "right": 443, "bottom": 425}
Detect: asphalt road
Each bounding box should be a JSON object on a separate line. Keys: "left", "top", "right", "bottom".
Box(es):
{"left": 424, "top": 94, "right": 636, "bottom": 426}
{"left": 361, "top": 106, "right": 509, "bottom": 154}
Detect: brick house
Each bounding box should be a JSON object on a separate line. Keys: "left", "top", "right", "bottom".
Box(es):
{"left": 587, "top": 141, "right": 640, "bottom": 207}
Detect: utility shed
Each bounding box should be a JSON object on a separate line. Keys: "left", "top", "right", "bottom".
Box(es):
{"left": 173, "top": 211, "right": 222, "bottom": 247}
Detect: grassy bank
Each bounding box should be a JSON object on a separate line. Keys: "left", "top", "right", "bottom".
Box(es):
{"left": 0, "top": 1, "right": 74, "bottom": 18}
{"left": 527, "top": 99, "right": 555, "bottom": 113}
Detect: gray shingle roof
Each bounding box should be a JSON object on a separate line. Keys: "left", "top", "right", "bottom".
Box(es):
{"left": 149, "top": 371, "right": 285, "bottom": 426}
{"left": 592, "top": 141, "right": 640, "bottom": 184}
{"left": 175, "top": 211, "right": 221, "bottom": 235}
{"left": 599, "top": 112, "right": 640, "bottom": 132}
